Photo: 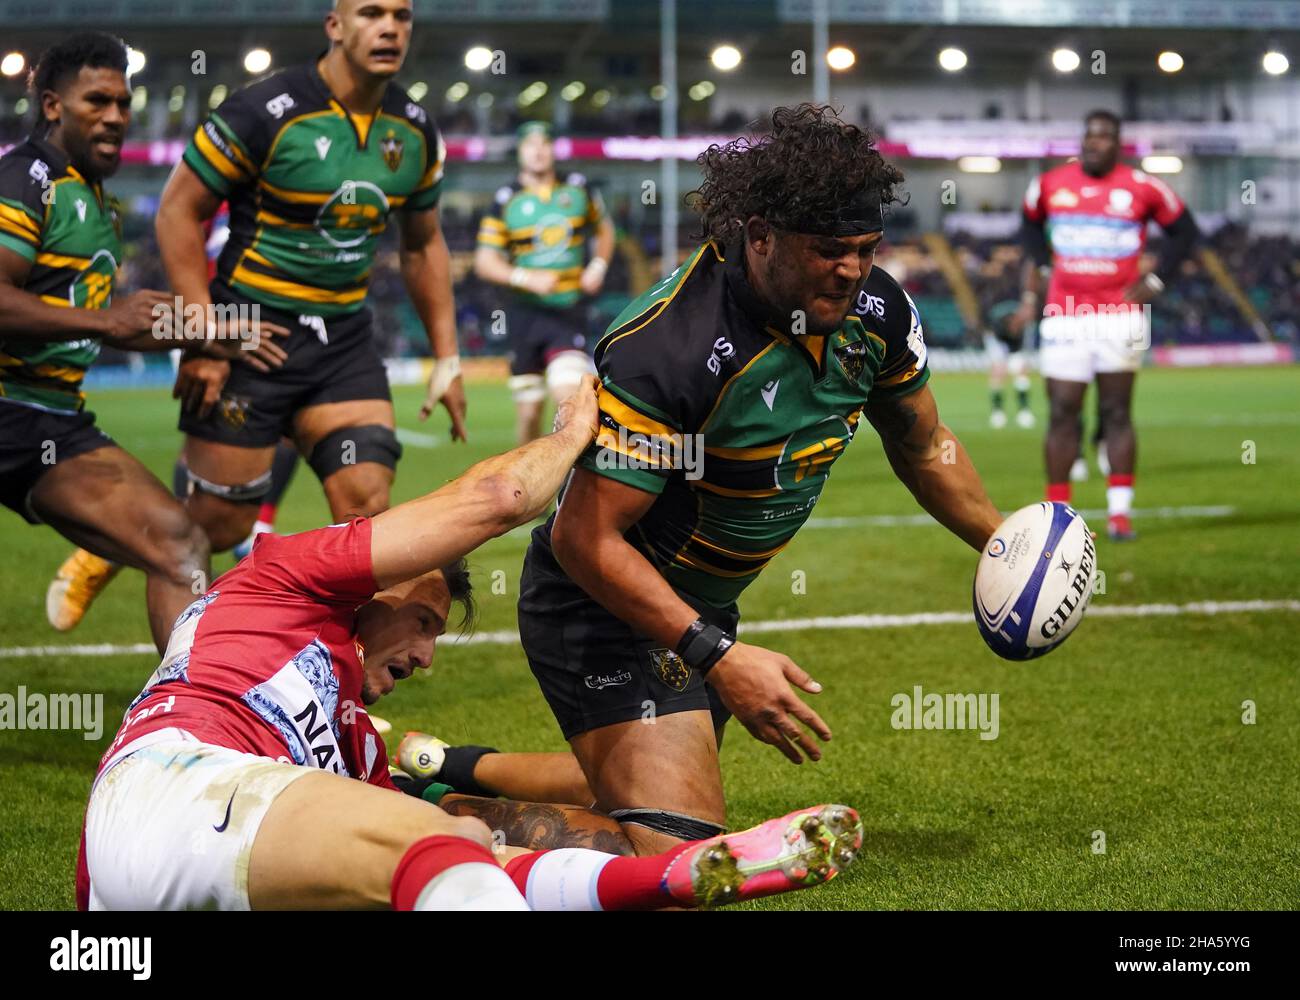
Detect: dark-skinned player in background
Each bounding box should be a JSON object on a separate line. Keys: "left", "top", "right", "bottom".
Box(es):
{"left": 1008, "top": 109, "right": 1199, "bottom": 541}
{"left": 1, "top": 33, "right": 282, "bottom": 652}
{"left": 47, "top": 0, "right": 468, "bottom": 628}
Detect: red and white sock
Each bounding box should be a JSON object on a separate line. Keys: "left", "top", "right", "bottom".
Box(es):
{"left": 505, "top": 844, "right": 693, "bottom": 911}
{"left": 255, "top": 502, "right": 278, "bottom": 528}
{"left": 391, "top": 835, "right": 529, "bottom": 911}
{"left": 1107, "top": 474, "right": 1134, "bottom": 518}
{"left": 1046, "top": 482, "right": 1072, "bottom": 503}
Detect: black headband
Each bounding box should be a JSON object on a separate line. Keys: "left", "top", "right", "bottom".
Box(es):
{"left": 789, "top": 188, "right": 885, "bottom": 237}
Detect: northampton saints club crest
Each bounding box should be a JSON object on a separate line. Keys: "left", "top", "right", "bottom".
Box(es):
{"left": 380, "top": 130, "right": 404, "bottom": 172}
{"left": 218, "top": 394, "right": 251, "bottom": 429}
{"left": 833, "top": 336, "right": 867, "bottom": 383}
{"left": 648, "top": 648, "right": 691, "bottom": 692}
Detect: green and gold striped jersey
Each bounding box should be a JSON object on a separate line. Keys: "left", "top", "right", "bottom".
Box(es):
{"left": 183, "top": 62, "right": 444, "bottom": 317}
{"left": 475, "top": 175, "right": 606, "bottom": 309}
{"left": 0, "top": 136, "right": 122, "bottom": 412}
{"left": 545, "top": 240, "right": 930, "bottom": 609}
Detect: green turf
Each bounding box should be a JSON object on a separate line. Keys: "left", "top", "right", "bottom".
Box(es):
{"left": 2, "top": 366, "right": 1298, "bottom": 909}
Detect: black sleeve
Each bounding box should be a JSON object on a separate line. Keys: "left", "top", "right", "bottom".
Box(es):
{"left": 864, "top": 271, "right": 931, "bottom": 400}
{"left": 1154, "top": 208, "right": 1200, "bottom": 285}
{"left": 0, "top": 150, "right": 51, "bottom": 262}
{"left": 1020, "top": 211, "right": 1051, "bottom": 268}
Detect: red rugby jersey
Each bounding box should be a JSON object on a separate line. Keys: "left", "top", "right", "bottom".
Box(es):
{"left": 77, "top": 519, "right": 397, "bottom": 909}
{"left": 1023, "top": 160, "right": 1185, "bottom": 311}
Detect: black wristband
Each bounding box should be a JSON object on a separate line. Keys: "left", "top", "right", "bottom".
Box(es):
{"left": 438, "top": 745, "right": 500, "bottom": 798}
{"left": 675, "top": 617, "right": 736, "bottom": 674}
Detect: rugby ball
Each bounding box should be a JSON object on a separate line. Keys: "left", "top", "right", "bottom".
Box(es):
{"left": 973, "top": 502, "right": 1097, "bottom": 660}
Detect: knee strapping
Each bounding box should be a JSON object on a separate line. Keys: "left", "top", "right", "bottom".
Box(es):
{"left": 544, "top": 350, "right": 594, "bottom": 395}
{"left": 185, "top": 467, "right": 273, "bottom": 504}
{"left": 607, "top": 808, "right": 726, "bottom": 841}
{"left": 508, "top": 373, "right": 547, "bottom": 405}
{"left": 308, "top": 424, "right": 402, "bottom": 480}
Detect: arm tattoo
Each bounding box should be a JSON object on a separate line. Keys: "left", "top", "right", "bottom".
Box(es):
{"left": 868, "top": 396, "right": 920, "bottom": 448}
{"left": 440, "top": 795, "right": 636, "bottom": 856}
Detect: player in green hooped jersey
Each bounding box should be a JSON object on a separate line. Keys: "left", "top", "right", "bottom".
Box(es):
{"left": 429, "top": 106, "right": 1007, "bottom": 857}
{"left": 49, "top": 0, "right": 471, "bottom": 627}
{"left": 474, "top": 121, "right": 616, "bottom": 446}
{"left": 161, "top": 0, "right": 465, "bottom": 556}
{"left": 0, "top": 34, "right": 277, "bottom": 652}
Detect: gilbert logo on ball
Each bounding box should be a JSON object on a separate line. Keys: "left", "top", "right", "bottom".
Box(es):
{"left": 973, "top": 502, "right": 1097, "bottom": 660}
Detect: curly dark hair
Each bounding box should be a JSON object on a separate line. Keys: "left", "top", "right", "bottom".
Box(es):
{"left": 30, "top": 31, "right": 129, "bottom": 103}
{"left": 688, "top": 104, "right": 906, "bottom": 244}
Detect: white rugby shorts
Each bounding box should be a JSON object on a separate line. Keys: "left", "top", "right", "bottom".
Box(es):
{"left": 84, "top": 730, "right": 311, "bottom": 910}
{"left": 1038, "top": 309, "right": 1149, "bottom": 382}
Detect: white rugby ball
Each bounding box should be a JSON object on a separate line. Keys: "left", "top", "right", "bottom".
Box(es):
{"left": 973, "top": 502, "right": 1097, "bottom": 660}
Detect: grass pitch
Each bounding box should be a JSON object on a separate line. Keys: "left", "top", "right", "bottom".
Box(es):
{"left": 2, "top": 366, "right": 1297, "bottom": 910}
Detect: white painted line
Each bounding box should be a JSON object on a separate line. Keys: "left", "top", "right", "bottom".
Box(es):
{"left": 396, "top": 428, "right": 441, "bottom": 449}
{"left": 497, "top": 504, "right": 1239, "bottom": 540}
{"left": 3, "top": 598, "right": 1295, "bottom": 658}
{"left": 0, "top": 642, "right": 157, "bottom": 659}
{"left": 803, "top": 505, "right": 1235, "bottom": 530}
{"left": 735, "top": 599, "right": 1300, "bottom": 636}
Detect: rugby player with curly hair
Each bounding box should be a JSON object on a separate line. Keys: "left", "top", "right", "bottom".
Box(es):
{"left": 434, "top": 105, "right": 1005, "bottom": 857}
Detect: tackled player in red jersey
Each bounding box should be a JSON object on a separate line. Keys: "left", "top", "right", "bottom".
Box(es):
{"left": 78, "top": 377, "right": 865, "bottom": 911}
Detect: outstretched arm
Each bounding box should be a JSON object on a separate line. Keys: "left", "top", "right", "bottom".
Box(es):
{"left": 368, "top": 376, "right": 599, "bottom": 589}
{"left": 398, "top": 205, "right": 467, "bottom": 437}
{"left": 866, "top": 384, "right": 1002, "bottom": 551}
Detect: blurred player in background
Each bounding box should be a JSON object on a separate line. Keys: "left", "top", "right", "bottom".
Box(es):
{"left": 474, "top": 120, "right": 616, "bottom": 445}
{"left": 984, "top": 298, "right": 1035, "bottom": 429}
{"left": 49, "top": 0, "right": 467, "bottom": 629}
{"left": 2, "top": 34, "right": 279, "bottom": 651}
{"left": 79, "top": 379, "right": 863, "bottom": 911}
{"left": 1010, "top": 109, "right": 1199, "bottom": 540}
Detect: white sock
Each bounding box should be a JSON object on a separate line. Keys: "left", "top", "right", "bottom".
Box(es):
{"left": 1107, "top": 485, "right": 1134, "bottom": 518}
{"left": 413, "top": 862, "right": 531, "bottom": 911}
{"left": 520, "top": 848, "right": 614, "bottom": 912}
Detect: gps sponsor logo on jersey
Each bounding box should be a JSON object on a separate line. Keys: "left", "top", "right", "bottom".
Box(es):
{"left": 50, "top": 932, "right": 150, "bottom": 980}
{"left": 855, "top": 291, "right": 886, "bottom": 319}
{"left": 706, "top": 336, "right": 735, "bottom": 375}
{"left": 265, "top": 93, "right": 296, "bottom": 119}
